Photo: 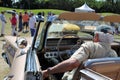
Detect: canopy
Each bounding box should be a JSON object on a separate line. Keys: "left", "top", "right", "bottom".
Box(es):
{"left": 75, "top": 3, "right": 95, "bottom": 12}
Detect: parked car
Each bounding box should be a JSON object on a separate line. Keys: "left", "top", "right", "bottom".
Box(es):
{"left": 35, "top": 14, "right": 44, "bottom": 22}
{"left": 2, "top": 12, "right": 120, "bottom": 80}
{"left": 5, "top": 10, "right": 17, "bottom": 14}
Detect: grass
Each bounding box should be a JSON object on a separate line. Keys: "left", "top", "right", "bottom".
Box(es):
{"left": 100, "top": 12, "right": 120, "bottom": 16}
{"left": 0, "top": 7, "right": 68, "bottom": 15}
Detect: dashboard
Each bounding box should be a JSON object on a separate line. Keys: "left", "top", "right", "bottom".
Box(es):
{"left": 44, "top": 38, "right": 83, "bottom": 59}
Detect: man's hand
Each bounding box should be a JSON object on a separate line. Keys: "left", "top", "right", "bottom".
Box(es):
{"left": 42, "top": 70, "right": 49, "bottom": 79}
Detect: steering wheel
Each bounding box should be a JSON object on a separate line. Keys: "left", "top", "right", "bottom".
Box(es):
{"left": 70, "top": 39, "right": 84, "bottom": 51}
{"left": 57, "top": 34, "right": 83, "bottom": 61}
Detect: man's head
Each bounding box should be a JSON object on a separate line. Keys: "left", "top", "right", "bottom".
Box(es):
{"left": 94, "top": 25, "right": 114, "bottom": 44}
{"left": 1, "top": 11, "right": 5, "bottom": 14}
{"left": 93, "top": 31, "right": 114, "bottom": 44}
{"left": 12, "top": 13, "right": 16, "bottom": 16}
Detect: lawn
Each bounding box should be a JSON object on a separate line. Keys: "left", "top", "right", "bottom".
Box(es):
{"left": 0, "top": 7, "right": 68, "bottom": 15}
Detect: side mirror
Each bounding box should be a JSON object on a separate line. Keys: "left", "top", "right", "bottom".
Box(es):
{"left": 16, "top": 38, "right": 28, "bottom": 49}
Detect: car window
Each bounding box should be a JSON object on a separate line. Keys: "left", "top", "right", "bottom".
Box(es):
{"left": 47, "top": 20, "right": 93, "bottom": 39}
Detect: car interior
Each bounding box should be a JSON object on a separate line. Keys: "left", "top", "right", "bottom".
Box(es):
{"left": 36, "top": 12, "right": 120, "bottom": 80}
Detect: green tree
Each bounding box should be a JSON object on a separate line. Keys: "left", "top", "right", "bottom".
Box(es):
{"left": 2, "top": 0, "right": 120, "bottom": 14}
{"left": 1, "top": 0, "right": 12, "bottom": 7}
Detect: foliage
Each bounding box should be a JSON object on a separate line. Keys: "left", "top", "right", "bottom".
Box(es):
{"left": 0, "top": 0, "right": 12, "bottom": 7}
{"left": 0, "top": 7, "right": 68, "bottom": 16}
{"left": 0, "top": 0, "right": 120, "bottom": 14}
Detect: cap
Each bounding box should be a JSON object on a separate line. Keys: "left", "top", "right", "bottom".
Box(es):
{"left": 96, "top": 25, "right": 113, "bottom": 34}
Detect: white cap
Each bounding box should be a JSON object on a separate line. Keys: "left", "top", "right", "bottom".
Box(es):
{"left": 96, "top": 25, "right": 113, "bottom": 34}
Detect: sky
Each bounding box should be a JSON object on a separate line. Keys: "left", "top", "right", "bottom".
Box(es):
{"left": 14, "top": 0, "right": 19, "bottom": 3}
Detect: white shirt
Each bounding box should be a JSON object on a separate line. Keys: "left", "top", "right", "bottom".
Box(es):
{"left": 29, "top": 16, "right": 36, "bottom": 29}
{"left": 0, "top": 14, "right": 1, "bottom": 22}
{"left": 0, "top": 14, "right": 6, "bottom": 23}
{"left": 62, "top": 42, "right": 117, "bottom": 80}
{"left": 71, "top": 42, "right": 117, "bottom": 63}
{"left": 16, "top": 14, "right": 19, "bottom": 22}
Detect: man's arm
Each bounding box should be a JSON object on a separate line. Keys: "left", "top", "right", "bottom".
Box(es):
{"left": 1, "top": 15, "right": 7, "bottom": 23}
{"left": 42, "top": 58, "right": 80, "bottom": 79}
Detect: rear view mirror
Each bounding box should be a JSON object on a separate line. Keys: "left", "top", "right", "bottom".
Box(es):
{"left": 16, "top": 38, "right": 28, "bottom": 49}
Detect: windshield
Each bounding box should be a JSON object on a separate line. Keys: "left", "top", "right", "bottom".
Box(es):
{"left": 35, "top": 12, "right": 120, "bottom": 51}
{"left": 47, "top": 20, "right": 93, "bottom": 39}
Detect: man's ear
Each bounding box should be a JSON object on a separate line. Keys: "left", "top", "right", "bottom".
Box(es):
{"left": 96, "top": 33, "right": 99, "bottom": 41}
{"left": 94, "top": 33, "right": 99, "bottom": 42}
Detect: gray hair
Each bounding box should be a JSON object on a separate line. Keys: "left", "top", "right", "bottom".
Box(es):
{"left": 95, "top": 31, "right": 114, "bottom": 44}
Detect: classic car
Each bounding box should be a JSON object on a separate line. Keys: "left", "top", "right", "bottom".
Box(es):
{"left": 2, "top": 12, "right": 120, "bottom": 80}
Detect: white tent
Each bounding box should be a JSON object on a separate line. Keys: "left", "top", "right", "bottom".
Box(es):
{"left": 75, "top": 3, "right": 95, "bottom": 12}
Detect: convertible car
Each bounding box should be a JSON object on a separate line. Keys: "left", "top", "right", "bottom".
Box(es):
{"left": 2, "top": 12, "right": 120, "bottom": 80}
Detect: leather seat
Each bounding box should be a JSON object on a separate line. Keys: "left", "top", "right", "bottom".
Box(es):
{"left": 83, "top": 57, "right": 120, "bottom": 80}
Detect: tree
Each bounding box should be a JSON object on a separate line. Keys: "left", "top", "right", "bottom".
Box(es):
{"left": 1, "top": 0, "right": 119, "bottom": 14}
{"left": 1, "top": 0, "right": 12, "bottom": 7}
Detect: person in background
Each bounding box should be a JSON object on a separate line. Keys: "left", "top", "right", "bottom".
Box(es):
{"left": 9, "top": 13, "right": 17, "bottom": 36}
{"left": 28, "top": 11, "right": 32, "bottom": 17}
{"left": 46, "top": 12, "right": 51, "bottom": 22}
{"left": 18, "top": 12, "right": 23, "bottom": 32}
{"left": 13, "top": 10, "right": 19, "bottom": 31}
{"left": 22, "top": 11, "right": 29, "bottom": 33}
{"left": 42, "top": 11, "right": 45, "bottom": 16}
{"left": 42, "top": 26, "right": 118, "bottom": 80}
{"left": 118, "top": 25, "right": 120, "bottom": 34}
{"left": 29, "top": 13, "right": 36, "bottom": 37}
{"left": 110, "top": 22, "right": 116, "bottom": 34}
{"left": 0, "top": 11, "right": 7, "bottom": 37}
{"left": 47, "top": 13, "right": 57, "bottom": 22}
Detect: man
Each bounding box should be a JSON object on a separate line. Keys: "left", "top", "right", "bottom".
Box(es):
{"left": 18, "top": 12, "right": 23, "bottom": 32}
{"left": 118, "top": 25, "right": 120, "bottom": 34}
{"left": 22, "top": 11, "right": 29, "bottom": 33}
{"left": 9, "top": 13, "right": 17, "bottom": 36}
{"left": 29, "top": 13, "right": 36, "bottom": 37}
{"left": 0, "top": 11, "right": 7, "bottom": 36}
{"left": 42, "top": 25, "right": 118, "bottom": 80}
